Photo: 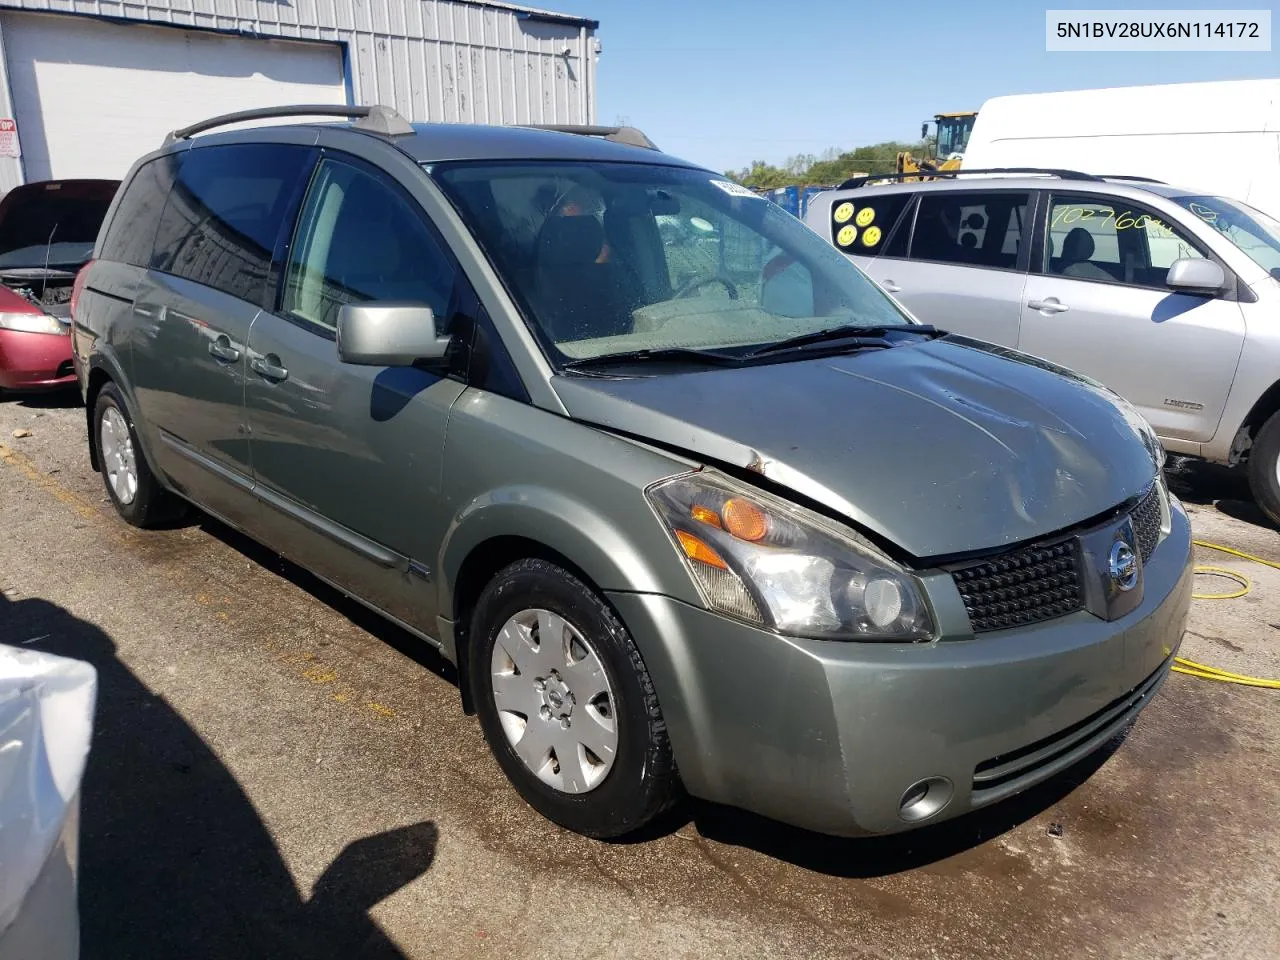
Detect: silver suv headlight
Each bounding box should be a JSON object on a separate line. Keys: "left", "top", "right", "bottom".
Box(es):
{"left": 646, "top": 471, "right": 935, "bottom": 641}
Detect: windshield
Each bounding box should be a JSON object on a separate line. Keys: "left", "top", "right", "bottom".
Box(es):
{"left": 935, "top": 116, "right": 975, "bottom": 159}
{"left": 1172, "top": 194, "right": 1280, "bottom": 277}
{"left": 431, "top": 161, "right": 912, "bottom": 363}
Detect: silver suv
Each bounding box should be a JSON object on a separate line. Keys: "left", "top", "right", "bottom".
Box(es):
{"left": 73, "top": 109, "right": 1191, "bottom": 839}
{"left": 804, "top": 170, "right": 1280, "bottom": 525}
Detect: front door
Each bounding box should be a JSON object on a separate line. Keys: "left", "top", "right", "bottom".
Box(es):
{"left": 1018, "top": 193, "right": 1246, "bottom": 443}
{"left": 128, "top": 143, "right": 316, "bottom": 529}
{"left": 244, "top": 154, "right": 468, "bottom": 638}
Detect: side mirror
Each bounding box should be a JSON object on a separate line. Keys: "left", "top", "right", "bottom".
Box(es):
{"left": 336, "top": 302, "right": 451, "bottom": 367}
{"left": 920, "top": 121, "right": 929, "bottom": 140}
{"left": 1166, "top": 258, "right": 1226, "bottom": 294}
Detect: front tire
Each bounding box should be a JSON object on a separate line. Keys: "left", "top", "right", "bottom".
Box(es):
{"left": 93, "top": 382, "right": 185, "bottom": 527}
{"left": 1248, "top": 412, "right": 1280, "bottom": 526}
{"left": 468, "top": 559, "right": 678, "bottom": 838}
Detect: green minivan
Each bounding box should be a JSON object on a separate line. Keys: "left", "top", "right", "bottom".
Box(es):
{"left": 72, "top": 106, "right": 1192, "bottom": 839}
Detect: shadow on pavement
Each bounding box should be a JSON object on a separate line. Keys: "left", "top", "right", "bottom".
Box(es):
{"left": 0, "top": 591, "right": 437, "bottom": 960}
{"left": 1, "top": 388, "right": 82, "bottom": 410}
{"left": 1165, "top": 457, "right": 1277, "bottom": 531}
{"left": 196, "top": 515, "right": 460, "bottom": 690}
{"left": 653, "top": 728, "right": 1127, "bottom": 878}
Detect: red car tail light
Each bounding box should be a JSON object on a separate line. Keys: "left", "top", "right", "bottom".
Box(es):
{"left": 70, "top": 259, "right": 94, "bottom": 321}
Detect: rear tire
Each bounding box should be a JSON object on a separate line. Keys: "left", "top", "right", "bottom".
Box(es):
{"left": 1248, "top": 411, "right": 1280, "bottom": 527}
{"left": 93, "top": 382, "right": 185, "bottom": 528}
{"left": 468, "top": 558, "right": 679, "bottom": 838}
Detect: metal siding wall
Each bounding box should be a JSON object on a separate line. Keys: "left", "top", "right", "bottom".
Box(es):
{"left": 0, "top": 0, "right": 594, "bottom": 124}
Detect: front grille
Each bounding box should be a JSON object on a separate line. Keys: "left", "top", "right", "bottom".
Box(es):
{"left": 950, "top": 539, "right": 1084, "bottom": 633}
{"left": 970, "top": 658, "right": 1170, "bottom": 806}
{"left": 1130, "top": 483, "right": 1162, "bottom": 563}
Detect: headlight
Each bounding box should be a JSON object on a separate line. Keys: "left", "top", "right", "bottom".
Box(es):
{"left": 0, "top": 311, "right": 65, "bottom": 335}
{"left": 646, "top": 472, "right": 935, "bottom": 641}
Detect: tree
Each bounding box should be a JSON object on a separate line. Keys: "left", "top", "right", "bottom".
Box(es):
{"left": 726, "top": 139, "right": 931, "bottom": 188}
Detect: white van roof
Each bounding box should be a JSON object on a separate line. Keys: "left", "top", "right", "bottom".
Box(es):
{"left": 972, "top": 78, "right": 1280, "bottom": 140}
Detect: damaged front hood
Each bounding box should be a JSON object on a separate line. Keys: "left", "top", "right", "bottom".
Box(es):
{"left": 553, "top": 337, "right": 1158, "bottom": 559}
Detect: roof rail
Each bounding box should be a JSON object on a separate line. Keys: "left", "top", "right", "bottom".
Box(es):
{"left": 522, "top": 124, "right": 659, "bottom": 151}
{"left": 836, "top": 167, "right": 1105, "bottom": 190}
{"left": 1099, "top": 174, "right": 1167, "bottom": 184}
{"left": 163, "top": 104, "right": 413, "bottom": 146}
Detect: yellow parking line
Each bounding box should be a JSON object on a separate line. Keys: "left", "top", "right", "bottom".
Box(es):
{"left": 0, "top": 442, "right": 98, "bottom": 519}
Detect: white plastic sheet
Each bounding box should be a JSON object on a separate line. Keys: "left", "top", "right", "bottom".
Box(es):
{"left": 0, "top": 644, "right": 97, "bottom": 960}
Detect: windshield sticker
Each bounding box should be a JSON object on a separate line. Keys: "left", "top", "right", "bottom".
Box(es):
{"left": 836, "top": 225, "right": 857, "bottom": 247}
{"left": 710, "top": 179, "right": 762, "bottom": 200}
{"left": 833, "top": 202, "right": 855, "bottom": 224}
{"left": 1052, "top": 205, "right": 1175, "bottom": 236}
{"left": 855, "top": 207, "right": 876, "bottom": 227}
{"left": 861, "top": 225, "right": 882, "bottom": 247}
{"left": 1189, "top": 201, "right": 1219, "bottom": 223}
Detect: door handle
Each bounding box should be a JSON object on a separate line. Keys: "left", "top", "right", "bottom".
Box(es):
{"left": 208, "top": 336, "right": 241, "bottom": 363}
{"left": 1027, "top": 298, "right": 1070, "bottom": 315}
{"left": 881, "top": 279, "right": 902, "bottom": 293}
{"left": 250, "top": 354, "right": 289, "bottom": 382}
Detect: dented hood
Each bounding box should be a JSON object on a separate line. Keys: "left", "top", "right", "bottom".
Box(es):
{"left": 552, "top": 337, "right": 1159, "bottom": 559}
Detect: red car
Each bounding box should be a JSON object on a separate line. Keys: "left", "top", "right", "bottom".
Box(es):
{"left": 0, "top": 179, "right": 118, "bottom": 395}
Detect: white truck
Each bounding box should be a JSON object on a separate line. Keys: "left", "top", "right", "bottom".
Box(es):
{"left": 964, "top": 79, "right": 1280, "bottom": 222}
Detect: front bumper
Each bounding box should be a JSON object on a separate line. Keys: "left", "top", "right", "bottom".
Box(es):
{"left": 0, "top": 328, "right": 75, "bottom": 390}
{"left": 609, "top": 498, "right": 1194, "bottom": 837}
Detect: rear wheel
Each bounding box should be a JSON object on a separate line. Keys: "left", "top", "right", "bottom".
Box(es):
{"left": 468, "top": 558, "right": 679, "bottom": 838}
{"left": 93, "top": 382, "right": 185, "bottom": 527}
{"left": 1248, "top": 411, "right": 1280, "bottom": 526}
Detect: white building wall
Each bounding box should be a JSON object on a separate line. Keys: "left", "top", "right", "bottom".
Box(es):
{"left": 0, "top": 0, "right": 598, "bottom": 189}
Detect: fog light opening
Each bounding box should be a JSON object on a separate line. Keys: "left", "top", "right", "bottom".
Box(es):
{"left": 898, "top": 776, "right": 954, "bottom": 823}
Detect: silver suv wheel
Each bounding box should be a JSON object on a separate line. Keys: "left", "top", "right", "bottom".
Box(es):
{"left": 489, "top": 608, "right": 618, "bottom": 794}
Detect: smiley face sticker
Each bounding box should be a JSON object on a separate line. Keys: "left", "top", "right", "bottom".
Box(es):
{"left": 833, "top": 202, "right": 855, "bottom": 224}
{"left": 861, "top": 225, "right": 882, "bottom": 248}
{"left": 836, "top": 225, "right": 857, "bottom": 247}
{"left": 855, "top": 207, "right": 876, "bottom": 227}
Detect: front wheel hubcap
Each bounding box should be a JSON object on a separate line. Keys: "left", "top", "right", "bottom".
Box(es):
{"left": 99, "top": 407, "right": 139, "bottom": 506}
{"left": 490, "top": 608, "right": 618, "bottom": 794}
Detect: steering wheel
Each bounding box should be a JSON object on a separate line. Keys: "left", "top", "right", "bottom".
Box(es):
{"left": 673, "top": 273, "right": 739, "bottom": 300}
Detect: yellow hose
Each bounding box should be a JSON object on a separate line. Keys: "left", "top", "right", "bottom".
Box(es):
{"left": 1174, "top": 539, "right": 1280, "bottom": 688}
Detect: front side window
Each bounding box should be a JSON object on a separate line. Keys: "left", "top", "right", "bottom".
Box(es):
{"left": 1172, "top": 194, "right": 1280, "bottom": 276}
{"left": 909, "top": 191, "right": 1029, "bottom": 269}
{"left": 431, "top": 161, "right": 910, "bottom": 362}
{"left": 1044, "top": 195, "right": 1205, "bottom": 288}
{"left": 282, "top": 158, "right": 456, "bottom": 331}
{"left": 150, "top": 144, "right": 314, "bottom": 305}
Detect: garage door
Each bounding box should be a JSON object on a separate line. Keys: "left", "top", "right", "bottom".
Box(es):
{"left": 2, "top": 13, "right": 347, "bottom": 182}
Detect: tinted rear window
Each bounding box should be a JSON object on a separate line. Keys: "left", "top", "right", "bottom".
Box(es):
{"left": 100, "top": 159, "right": 178, "bottom": 268}
{"left": 828, "top": 193, "right": 912, "bottom": 257}
{"left": 909, "top": 191, "right": 1030, "bottom": 270}
{"left": 150, "top": 143, "right": 314, "bottom": 305}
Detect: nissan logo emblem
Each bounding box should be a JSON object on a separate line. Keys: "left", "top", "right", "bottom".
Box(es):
{"left": 1109, "top": 539, "right": 1138, "bottom": 592}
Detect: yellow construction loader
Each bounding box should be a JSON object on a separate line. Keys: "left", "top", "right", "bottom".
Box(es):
{"left": 896, "top": 111, "right": 977, "bottom": 179}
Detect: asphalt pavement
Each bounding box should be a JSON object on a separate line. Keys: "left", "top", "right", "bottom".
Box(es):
{"left": 1, "top": 390, "right": 1277, "bottom": 960}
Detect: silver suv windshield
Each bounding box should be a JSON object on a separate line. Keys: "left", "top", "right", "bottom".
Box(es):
{"left": 431, "top": 161, "right": 911, "bottom": 362}
{"left": 1172, "top": 194, "right": 1280, "bottom": 277}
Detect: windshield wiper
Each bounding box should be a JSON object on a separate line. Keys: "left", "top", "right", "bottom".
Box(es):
{"left": 561, "top": 347, "right": 744, "bottom": 371}
{"left": 746, "top": 323, "right": 940, "bottom": 358}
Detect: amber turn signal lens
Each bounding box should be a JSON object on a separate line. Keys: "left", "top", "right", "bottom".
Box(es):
{"left": 722, "top": 498, "right": 769, "bottom": 542}
{"left": 675, "top": 530, "right": 728, "bottom": 569}
{"left": 690, "top": 504, "right": 722, "bottom": 528}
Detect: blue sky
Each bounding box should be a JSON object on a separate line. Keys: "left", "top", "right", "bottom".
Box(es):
{"left": 561, "top": 1, "right": 1280, "bottom": 173}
